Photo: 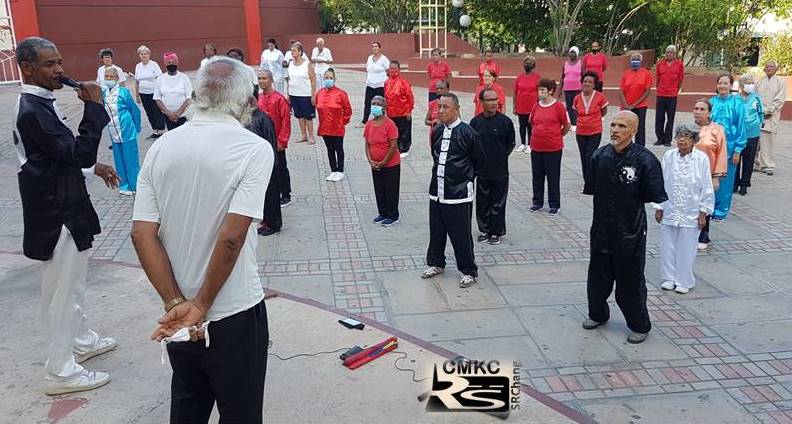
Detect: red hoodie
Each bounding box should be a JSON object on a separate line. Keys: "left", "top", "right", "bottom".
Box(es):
{"left": 384, "top": 72, "right": 415, "bottom": 118}
{"left": 316, "top": 86, "right": 352, "bottom": 137}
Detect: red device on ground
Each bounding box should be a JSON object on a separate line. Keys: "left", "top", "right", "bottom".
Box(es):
{"left": 343, "top": 336, "right": 398, "bottom": 370}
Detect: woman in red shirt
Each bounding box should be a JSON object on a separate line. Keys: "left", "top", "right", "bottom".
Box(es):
{"left": 573, "top": 71, "right": 609, "bottom": 190}
{"left": 426, "top": 48, "right": 451, "bottom": 103}
{"left": 424, "top": 79, "right": 449, "bottom": 143}
{"left": 364, "top": 96, "right": 401, "bottom": 226}
{"left": 477, "top": 48, "right": 501, "bottom": 84}
{"left": 474, "top": 69, "right": 505, "bottom": 116}
{"left": 316, "top": 68, "right": 352, "bottom": 182}
{"left": 513, "top": 55, "right": 541, "bottom": 153}
{"left": 529, "top": 78, "right": 571, "bottom": 216}
{"left": 619, "top": 52, "right": 653, "bottom": 145}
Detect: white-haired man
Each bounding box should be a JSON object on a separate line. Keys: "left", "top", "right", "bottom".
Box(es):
{"left": 654, "top": 45, "right": 684, "bottom": 147}
{"left": 755, "top": 60, "right": 787, "bottom": 176}
{"left": 311, "top": 37, "right": 333, "bottom": 90}
{"left": 132, "top": 56, "right": 274, "bottom": 423}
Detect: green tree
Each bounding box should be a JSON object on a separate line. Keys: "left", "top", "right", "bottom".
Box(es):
{"left": 761, "top": 31, "right": 792, "bottom": 74}
{"left": 317, "top": 0, "right": 418, "bottom": 33}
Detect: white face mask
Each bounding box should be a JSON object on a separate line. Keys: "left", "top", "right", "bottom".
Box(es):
{"left": 744, "top": 84, "right": 755, "bottom": 93}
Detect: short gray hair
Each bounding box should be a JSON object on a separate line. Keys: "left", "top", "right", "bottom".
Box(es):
{"left": 674, "top": 123, "right": 700, "bottom": 143}
{"left": 629, "top": 51, "right": 643, "bottom": 61}
{"left": 137, "top": 45, "right": 151, "bottom": 54}
{"left": 103, "top": 66, "right": 119, "bottom": 77}
{"left": 16, "top": 37, "right": 57, "bottom": 65}
{"left": 257, "top": 68, "right": 273, "bottom": 79}
{"left": 191, "top": 56, "right": 256, "bottom": 126}
{"left": 666, "top": 45, "right": 677, "bottom": 52}
{"left": 371, "top": 95, "right": 386, "bottom": 105}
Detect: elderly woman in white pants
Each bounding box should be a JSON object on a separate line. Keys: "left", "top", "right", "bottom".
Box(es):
{"left": 654, "top": 123, "right": 714, "bottom": 294}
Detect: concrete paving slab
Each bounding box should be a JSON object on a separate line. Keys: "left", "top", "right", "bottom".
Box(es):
{"left": 711, "top": 320, "right": 792, "bottom": 354}
{"left": 677, "top": 295, "right": 792, "bottom": 325}
{"left": 391, "top": 308, "right": 527, "bottom": 342}
{"left": 487, "top": 263, "right": 590, "bottom": 285}
{"left": 499, "top": 282, "right": 588, "bottom": 307}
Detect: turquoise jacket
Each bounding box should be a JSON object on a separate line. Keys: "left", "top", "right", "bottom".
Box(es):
{"left": 102, "top": 85, "right": 141, "bottom": 143}
{"left": 709, "top": 94, "right": 746, "bottom": 155}
{"left": 740, "top": 92, "right": 764, "bottom": 139}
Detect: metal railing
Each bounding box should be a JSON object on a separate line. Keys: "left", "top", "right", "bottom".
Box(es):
{"left": 0, "top": 48, "right": 20, "bottom": 84}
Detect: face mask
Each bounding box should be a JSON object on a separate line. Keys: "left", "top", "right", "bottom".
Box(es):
{"left": 524, "top": 65, "right": 534, "bottom": 72}
{"left": 371, "top": 105, "right": 384, "bottom": 117}
{"left": 630, "top": 60, "right": 641, "bottom": 70}
{"left": 323, "top": 79, "right": 335, "bottom": 89}
{"left": 166, "top": 64, "right": 178, "bottom": 73}
{"left": 592, "top": 48, "right": 600, "bottom": 53}
{"left": 744, "top": 84, "right": 755, "bottom": 93}
{"left": 103, "top": 80, "right": 117, "bottom": 89}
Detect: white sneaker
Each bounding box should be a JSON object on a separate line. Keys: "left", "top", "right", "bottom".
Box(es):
{"left": 420, "top": 266, "right": 444, "bottom": 279}
{"left": 516, "top": 145, "right": 526, "bottom": 152}
{"left": 325, "top": 173, "right": 335, "bottom": 182}
{"left": 75, "top": 337, "right": 118, "bottom": 364}
{"left": 119, "top": 190, "right": 134, "bottom": 196}
{"left": 697, "top": 242, "right": 709, "bottom": 251}
{"left": 570, "top": 125, "right": 577, "bottom": 132}
{"left": 400, "top": 152, "right": 409, "bottom": 158}
{"left": 45, "top": 369, "right": 110, "bottom": 396}
{"left": 661, "top": 281, "right": 676, "bottom": 291}
{"left": 674, "top": 286, "right": 691, "bottom": 294}
{"left": 524, "top": 146, "right": 531, "bottom": 154}
{"left": 334, "top": 172, "right": 345, "bottom": 182}
{"left": 459, "top": 275, "right": 477, "bottom": 288}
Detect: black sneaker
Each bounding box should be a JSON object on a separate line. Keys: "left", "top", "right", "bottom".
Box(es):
{"left": 663, "top": 142, "right": 672, "bottom": 147}
{"left": 477, "top": 233, "right": 490, "bottom": 242}
{"left": 548, "top": 208, "right": 560, "bottom": 216}
{"left": 653, "top": 140, "right": 664, "bottom": 146}
{"left": 280, "top": 197, "right": 292, "bottom": 207}
{"left": 529, "top": 205, "right": 542, "bottom": 213}
{"left": 739, "top": 186, "right": 747, "bottom": 196}
{"left": 257, "top": 226, "right": 280, "bottom": 236}
{"left": 488, "top": 235, "right": 501, "bottom": 245}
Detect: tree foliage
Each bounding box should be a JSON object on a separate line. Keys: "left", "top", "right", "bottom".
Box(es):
{"left": 761, "top": 31, "right": 792, "bottom": 75}
{"left": 318, "top": 0, "right": 418, "bottom": 33}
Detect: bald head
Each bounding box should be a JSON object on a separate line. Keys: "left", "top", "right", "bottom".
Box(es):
{"left": 610, "top": 111, "right": 639, "bottom": 152}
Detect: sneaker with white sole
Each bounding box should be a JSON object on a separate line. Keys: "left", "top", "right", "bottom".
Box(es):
{"left": 459, "top": 275, "right": 477, "bottom": 288}
{"left": 661, "top": 281, "right": 676, "bottom": 291}
{"left": 380, "top": 217, "right": 399, "bottom": 227}
{"left": 697, "top": 242, "right": 708, "bottom": 251}
{"left": 516, "top": 144, "right": 526, "bottom": 152}
{"left": 334, "top": 172, "right": 345, "bottom": 181}
{"left": 45, "top": 369, "right": 110, "bottom": 396}
{"left": 75, "top": 337, "right": 118, "bottom": 364}
{"left": 421, "top": 266, "right": 444, "bottom": 279}
{"left": 524, "top": 147, "right": 531, "bottom": 154}
{"left": 674, "top": 286, "right": 690, "bottom": 294}
{"left": 570, "top": 125, "right": 576, "bottom": 132}
{"left": 400, "top": 152, "right": 409, "bottom": 158}
{"left": 325, "top": 173, "right": 335, "bottom": 182}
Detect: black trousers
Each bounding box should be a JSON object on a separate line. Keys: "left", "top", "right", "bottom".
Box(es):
{"left": 629, "top": 107, "right": 647, "bottom": 146}
{"left": 594, "top": 81, "right": 604, "bottom": 92}
{"left": 518, "top": 113, "right": 532, "bottom": 146}
{"left": 576, "top": 133, "right": 602, "bottom": 188}
{"left": 587, "top": 252, "right": 651, "bottom": 333}
{"left": 392, "top": 116, "right": 413, "bottom": 153}
{"left": 531, "top": 150, "right": 562, "bottom": 209}
{"left": 476, "top": 177, "right": 508, "bottom": 236}
{"left": 362, "top": 86, "right": 385, "bottom": 123}
{"left": 426, "top": 200, "right": 478, "bottom": 276}
{"left": 654, "top": 96, "right": 677, "bottom": 145}
{"left": 736, "top": 136, "right": 760, "bottom": 188}
{"left": 564, "top": 90, "right": 580, "bottom": 125}
{"left": 372, "top": 165, "right": 400, "bottom": 219}
{"left": 698, "top": 215, "right": 711, "bottom": 244}
{"left": 276, "top": 150, "right": 291, "bottom": 199}
{"left": 263, "top": 164, "right": 282, "bottom": 230}
{"left": 323, "top": 135, "right": 345, "bottom": 172}
{"left": 165, "top": 117, "right": 187, "bottom": 131}
{"left": 168, "top": 301, "right": 268, "bottom": 424}
{"left": 140, "top": 93, "right": 165, "bottom": 131}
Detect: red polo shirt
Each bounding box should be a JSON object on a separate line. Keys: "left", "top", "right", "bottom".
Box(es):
{"left": 656, "top": 59, "right": 685, "bottom": 97}
{"left": 514, "top": 72, "right": 541, "bottom": 114}
{"left": 316, "top": 87, "right": 352, "bottom": 137}
{"left": 620, "top": 68, "right": 653, "bottom": 109}
{"left": 426, "top": 61, "right": 451, "bottom": 93}
{"left": 384, "top": 75, "right": 415, "bottom": 118}
{"left": 529, "top": 100, "right": 569, "bottom": 152}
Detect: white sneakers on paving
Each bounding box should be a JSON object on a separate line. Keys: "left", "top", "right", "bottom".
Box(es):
{"left": 45, "top": 369, "right": 110, "bottom": 396}
{"left": 459, "top": 275, "right": 477, "bottom": 288}
{"left": 661, "top": 280, "right": 691, "bottom": 294}
{"left": 516, "top": 145, "right": 526, "bottom": 152}
{"left": 75, "top": 337, "right": 118, "bottom": 364}
{"left": 420, "top": 266, "right": 444, "bottom": 279}
{"left": 325, "top": 172, "right": 345, "bottom": 182}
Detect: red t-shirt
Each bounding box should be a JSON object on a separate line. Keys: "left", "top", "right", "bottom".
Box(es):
{"left": 582, "top": 53, "right": 608, "bottom": 81}
{"left": 514, "top": 72, "right": 541, "bottom": 115}
{"left": 573, "top": 91, "right": 609, "bottom": 136}
{"left": 529, "top": 100, "right": 569, "bottom": 152}
{"left": 656, "top": 59, "right": 685, "bottom": 97}
{"left": 426, "top": 61, "right": 451, "bottom": 93}
{"left": 316, "top": 87, "right": 352, "bottom": 137}
{"left": 478, "top": 60, "right": 501, "bottom": 83}
{"left": 364, "top": 118, "right": 400, "bottom": 168}
{"left": 620, "top": 68, "right": 653, "bottom": 109}
{"left": 474, "top": 82, "right": 505, "bottom": 116}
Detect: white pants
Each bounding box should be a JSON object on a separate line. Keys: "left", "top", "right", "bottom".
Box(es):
{"left": 756, "top": 131, "right": 776, "bottom": 170}
{"left": 274, "top": 80, "right": 286, "bottom": 96}
{"left": 315, "top": 73, "right": 324, "bottom": 92}
{"left": 41, "top": 226, "right": 100, "bottom": 380}
{"left": 660, "top": 225, "right": 700, "bottom": 289}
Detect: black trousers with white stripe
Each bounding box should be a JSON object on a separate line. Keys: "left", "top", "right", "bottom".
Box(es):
{"left": 426, "top": 200, "right": 478, "bottom": 276}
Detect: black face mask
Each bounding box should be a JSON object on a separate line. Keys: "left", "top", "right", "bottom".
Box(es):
{"left": 592, "top": 48, "right": 600, "bottom": 53}
{"left": 166, "top": 64, "right": 178, "bottom": 73}
{"left": 524, "top": 65, "right": 534, "bottom": 72}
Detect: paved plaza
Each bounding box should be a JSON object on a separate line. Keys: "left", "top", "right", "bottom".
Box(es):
{"left": 2, "top": 69, "right": 792, "bottom": 423}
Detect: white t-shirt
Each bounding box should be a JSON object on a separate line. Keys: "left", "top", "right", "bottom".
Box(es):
{"left": 153, "top": 72, "right": 193, "bottom": 115}
{"left": 97, "top": 65, "right": 127, "bottom": 84}
{"left": 311, "top": 47, "right": 333, "bottom": 75}
{"left": 366, "top": 54, "right": 390, "bottom": 88}
{"left": 134, "top": 61, "right": 163, "bottom": 94}
{"left": 288, "top": 59, "right": 312, "bottom": 97}
{"left": 260, "top": 48, "right": 286, "bottom": 82}
{"left": 133, "top": 111, "right": 274, "bottom": 322}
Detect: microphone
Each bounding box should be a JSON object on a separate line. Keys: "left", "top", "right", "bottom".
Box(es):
{"left": 59, "top": 75, "right": 83, "bottom": 89}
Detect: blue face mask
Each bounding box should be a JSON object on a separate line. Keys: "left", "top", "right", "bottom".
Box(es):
{"left": 371, "top": 105, "right": 384, "bottom": 117}
{"left": 630, "top": 60, "right": 641, "bottom": 70}
{"left": 103, "top": 80, "right": 117, "bottom": 89}
{"left": 323, "top": 79, "right": 335, "bottom": 89}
